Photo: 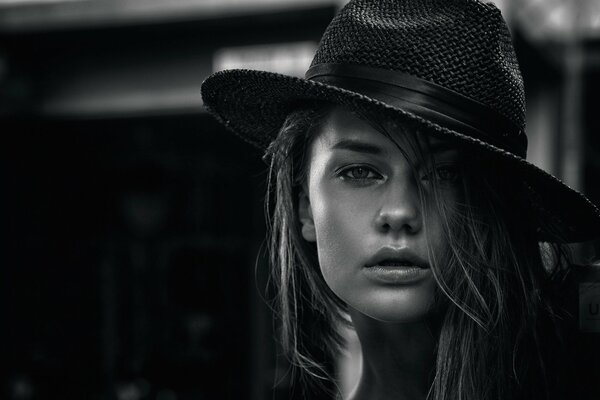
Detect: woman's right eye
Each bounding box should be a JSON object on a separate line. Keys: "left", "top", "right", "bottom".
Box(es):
{"left": 338, "top": 165, "right": 382, "bottom": 181}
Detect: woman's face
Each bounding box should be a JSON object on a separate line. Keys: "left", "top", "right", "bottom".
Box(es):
{"left": 299, "top": 107, "right": 460, "bottom": 322}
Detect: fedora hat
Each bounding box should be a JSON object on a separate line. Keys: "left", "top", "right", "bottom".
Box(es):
{"left": 201, "top": 0, "right": 600, "bottom": 243}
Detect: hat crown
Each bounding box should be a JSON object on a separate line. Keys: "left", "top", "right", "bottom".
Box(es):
{"left": 311, "top": 0, "right": 525, "bottom": 131}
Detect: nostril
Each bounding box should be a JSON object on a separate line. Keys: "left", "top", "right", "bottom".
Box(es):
{"left": 375, "top": 189, "right": 423, "bottom": 233}
{"left": 376, "top": 208, "right": 422, "bottom": 234}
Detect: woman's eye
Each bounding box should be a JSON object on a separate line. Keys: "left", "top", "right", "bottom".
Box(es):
{"left": 422, "top": 164, "right": 461, "bottom": 183}
{"left": 339, "top": 166, "right": 382, "bottom": 181}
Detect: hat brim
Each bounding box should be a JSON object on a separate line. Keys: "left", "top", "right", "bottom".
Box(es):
{"left": 201, "top": 69, "right": 600, "bottom": 243}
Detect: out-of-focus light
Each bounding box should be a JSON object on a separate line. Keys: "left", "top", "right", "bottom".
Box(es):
{"left": 590, "top": 14, "right": 600, "bottom": 30}
{"left": 213, "top": 41, "right": 318, "bottom": 77}
{"left": 546, "top": 5, "right": 572, "bottom": 32}
{"left": 9, "top": 375, "right": 35, "bottom": 400}
{"left": 517, "top": 0, "right": 600, "bottom": 40}
{"left": 582, "top": 1, "right": 600, "bottom": 36}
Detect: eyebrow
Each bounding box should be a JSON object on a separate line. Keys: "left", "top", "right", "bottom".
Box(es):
{"left": 331, "top": 139, "right": 384, "bottom": 155}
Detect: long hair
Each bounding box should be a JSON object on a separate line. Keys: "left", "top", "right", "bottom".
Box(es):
{"left": 263, "top": 103, "right": 571, "bottom": 400}
{"left": 264, "top": 104, "right": 348, "bottom": 398}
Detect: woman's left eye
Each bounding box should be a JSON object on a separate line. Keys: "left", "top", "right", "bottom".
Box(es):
{"left": 338, "top": 165, "right": 382, "bottom": 181}
{"left": 422, "top": 164, "right": 461, "bottom": 183}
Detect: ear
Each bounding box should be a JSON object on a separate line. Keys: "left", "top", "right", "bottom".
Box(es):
{"left": 298, "top": 190, "right": 316, "bottom": 242}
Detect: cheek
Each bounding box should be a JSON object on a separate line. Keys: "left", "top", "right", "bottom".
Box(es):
{"left": 310, "top": 188, "right": 367, "bottom": 280}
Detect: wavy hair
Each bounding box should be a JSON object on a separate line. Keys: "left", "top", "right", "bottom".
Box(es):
{"left": 263, "top": 103, "right": 571, "bottom": 400}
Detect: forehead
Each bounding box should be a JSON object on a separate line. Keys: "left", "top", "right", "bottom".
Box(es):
{"left": 313, "top": 106, "right": 452, "bottom": 155}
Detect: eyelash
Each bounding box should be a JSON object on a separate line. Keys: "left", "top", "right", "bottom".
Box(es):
{"left": 337, "top": 165, "right": 383, "bottom": 182}
{"left": 421, "top": 163, "right": 461, "bottom": 183}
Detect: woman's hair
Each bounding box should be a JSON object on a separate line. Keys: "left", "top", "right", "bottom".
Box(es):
{"left": 264, "top": 104, "right": 348, "bottom": 397}
{"left": 263, "top": 102, "right": 572, "bottom": 400}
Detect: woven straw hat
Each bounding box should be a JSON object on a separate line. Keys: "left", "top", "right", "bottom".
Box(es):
{"left": 201, "top": 0, "right": 600, "bottom": 243}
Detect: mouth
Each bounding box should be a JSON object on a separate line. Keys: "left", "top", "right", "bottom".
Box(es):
{"left": 372, "top": 259, "right": 429, "bottom": 269}
{"left": 366, "top": 248, "right": 430, "bottom": 269}
{"left": 363, "top": 249, "right": 431, "bottom": 285}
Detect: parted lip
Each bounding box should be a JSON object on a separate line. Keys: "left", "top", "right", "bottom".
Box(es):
{"left": 366, "top": 247, "right": 430, "bottom": 269}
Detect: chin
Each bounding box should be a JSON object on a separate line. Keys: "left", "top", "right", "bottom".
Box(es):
{"left": 346, "top": 285, "right": 437, "bottom": 323}
{"left": 354, "top": 304, "right": 433, "bottom": 323}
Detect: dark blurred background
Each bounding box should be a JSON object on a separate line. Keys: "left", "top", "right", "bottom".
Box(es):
{"left": 0, "top": 1, "right": 599, "bottom": 399}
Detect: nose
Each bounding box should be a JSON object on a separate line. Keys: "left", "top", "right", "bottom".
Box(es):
{"left": 374, "top": 175, "right": 423, "bottom": 235}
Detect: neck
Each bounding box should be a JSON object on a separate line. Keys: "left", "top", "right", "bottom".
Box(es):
{"left": 346, "top": 310, "right": 438, "bottom": 400}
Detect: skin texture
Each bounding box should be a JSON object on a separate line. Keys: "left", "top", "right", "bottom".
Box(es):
{"left": 298, "top": 107, "right": 461, "bottom": 400}
{"left": 299, "top": 107, "right": 459, "bottom": 323}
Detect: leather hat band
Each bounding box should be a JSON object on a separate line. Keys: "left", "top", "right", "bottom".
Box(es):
{"left": 306, "top": 63, "right": 527, "bottom": 158}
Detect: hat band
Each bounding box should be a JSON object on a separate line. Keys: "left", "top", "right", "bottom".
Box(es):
{"left": 306, "top": 63, "right": 527, "bottom": 158}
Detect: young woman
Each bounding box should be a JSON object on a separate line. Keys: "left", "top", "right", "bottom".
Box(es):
{"left": 201, "top": 0, "right": 600, "bottom": 399}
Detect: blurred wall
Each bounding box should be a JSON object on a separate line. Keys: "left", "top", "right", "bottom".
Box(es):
{"left": 1, "top": 2, "right": 338, "bottom": 400}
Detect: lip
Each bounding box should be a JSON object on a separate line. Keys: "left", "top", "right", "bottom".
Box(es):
{"left": 366, "top": 247, "right": 430, "bottom": 269}
{"left": 363, "top": 247, "right": 431, "bottom": 285}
